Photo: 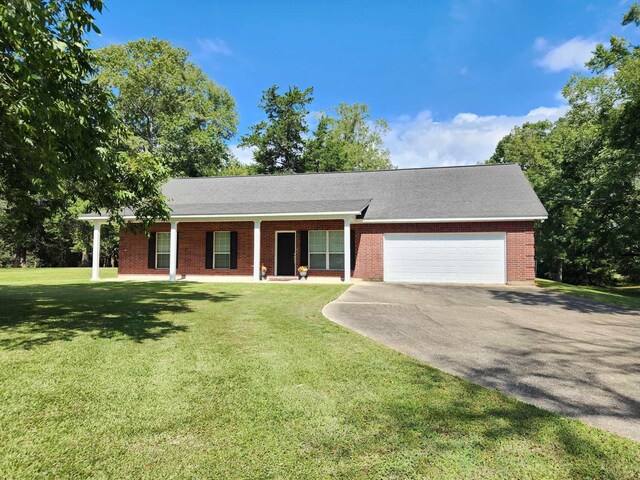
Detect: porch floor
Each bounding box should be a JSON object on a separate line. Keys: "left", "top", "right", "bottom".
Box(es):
{"left": 106, "top": 274, "right": 357, "bottom": 284}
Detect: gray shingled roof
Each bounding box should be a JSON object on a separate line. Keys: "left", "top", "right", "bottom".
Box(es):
{"left": 83, "top": 164, "right": 547, "bottom": 221}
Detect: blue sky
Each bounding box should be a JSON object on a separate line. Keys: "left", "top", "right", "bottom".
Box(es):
{"left": 90, "top": 0, "right": 638, "bottom": 168}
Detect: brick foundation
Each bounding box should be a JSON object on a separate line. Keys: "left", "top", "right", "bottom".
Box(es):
{"left": 119, "top": 220, "right": 535, "bottom": 282}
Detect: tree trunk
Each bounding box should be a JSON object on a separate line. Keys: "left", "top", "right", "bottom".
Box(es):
{"left": 12, "top": 247, "right": 26, "bottom": 268}
{"left": 79, "top": 248, "right": 90, "bottom": 267}
{"left": 556, "top": 261, "right": 563, "bottom": 283}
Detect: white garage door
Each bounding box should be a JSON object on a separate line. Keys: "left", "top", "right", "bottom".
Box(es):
{"left": 383, "top": 233, "right": 506, "bottom": 284}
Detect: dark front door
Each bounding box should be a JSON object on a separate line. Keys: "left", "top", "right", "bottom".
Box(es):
{"left": 276, "top": 232, "right": 296, "bottom": 276}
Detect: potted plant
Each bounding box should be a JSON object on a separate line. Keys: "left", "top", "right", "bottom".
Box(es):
{"left": 260, "top": 264, "right": 267, "bottom": 280}
{"left": 298, "top": 265, "right": 308, "bottom": 280}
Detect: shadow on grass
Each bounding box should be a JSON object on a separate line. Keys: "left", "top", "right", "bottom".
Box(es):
{"left": 374, "top": 373, "right": 638, "bottom": 479}
{"left": 0, "top": 282, "right": 239, "bottom": 350}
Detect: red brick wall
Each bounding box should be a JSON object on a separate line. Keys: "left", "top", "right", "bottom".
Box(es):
{"left": 260, "top": 219, "right": 345, "bottom": 277}
{"left": 119, "top": 220, "right": 535, "bottom": 282}
{"left": 119, "top": 222, "right": 254, "bottom": 276}
{"left": 119, "top": 223, "right": 169, "bottom": 275}
{"left": 351, "top": 221, "right": 535, "bottom": 282}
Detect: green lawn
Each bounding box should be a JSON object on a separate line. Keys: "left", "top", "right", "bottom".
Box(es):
{"left": 0, "top": 266, "right": 118, "bottom": 284}
{"left": 1, "top": 269, "right": 638, "bottom": 478}
{"left": 537, "top": 278, "right": 640, "bottom": 310}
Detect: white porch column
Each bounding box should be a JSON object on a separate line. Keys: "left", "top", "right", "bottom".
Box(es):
{"left": 91, "top": 222, "right": 101, "bottom": 281}
{"left": 253, "top": 220, "right": 261, "bottom": 281}
{"left": 169, "top": 220, "right": 178, "bottom": 281}
{"left": 343, "top": 218, "right": 351, "bottom": 283}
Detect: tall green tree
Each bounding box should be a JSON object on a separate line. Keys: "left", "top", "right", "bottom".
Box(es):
{"left": 488, "top": 3, "right": 640, "bottom": 284}
{"left": 240, "top": 85, "right": 313, "bottom": 173}
{"left": 0, "top": 0, "right": 169, "bottom": 266}
{"left": 563, "top": 9, "right": 640, "bottom": 282}
{"left": 308, "top": 103, "right": 393, "bottom": 172}
{"left": 488, "top": 121, "right": 574, "bottom": 282}
{"left": 303, "top": 115, "right": 341, "bottom": 172}
{"left": 94, "top": 38, "right": 238, "bottom": 177}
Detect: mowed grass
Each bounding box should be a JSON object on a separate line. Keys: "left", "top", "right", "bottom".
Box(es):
{"left": 0, "top": 269, "right": 638, "bottom": 479}
{"left": 537, "top": 278, "right": 640, "bottom": 310}
{"left": 0, "top": 266, "right": 118, "bottom": 284}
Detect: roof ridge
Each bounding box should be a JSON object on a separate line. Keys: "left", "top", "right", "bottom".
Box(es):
{"left": 169, "top": 163, "right": 517, "bottom": 181}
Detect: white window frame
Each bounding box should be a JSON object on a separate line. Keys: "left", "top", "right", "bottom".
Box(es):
{"left": 308, "top": 230, "right": 344, "bottom": 271}
{"left": 213, "top": 231, "right": 231, "bottom": 269}
{"left": 156, "top": 232, "right": 170, "bottom": 269}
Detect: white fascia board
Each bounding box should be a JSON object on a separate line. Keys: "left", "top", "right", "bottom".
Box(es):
{"left": 79, "top": 217, "right": 108, "bottom": 224}
{"left": 170, "top": 211, "right": 362, "bottom": 219}
{"left": 80, "top": 211, "right": 361, "bottom": 222}
{"left": 355, "top": 216, "right": 547, "bottom": 223}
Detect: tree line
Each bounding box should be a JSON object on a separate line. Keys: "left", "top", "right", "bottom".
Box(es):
{"left": 486, "top": 4, "right": 640, "bottom": 285}
{"left": 0, "top": 1, "right": 393, "bottom": 268}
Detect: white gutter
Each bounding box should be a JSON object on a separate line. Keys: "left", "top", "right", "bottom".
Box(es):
{"left": 80, "top": 213, "right": 547, "bottom": 223}
{"left": 355, "top": 216, "right": 547, "bottom": 223}
{"left": 80, "top": 211, "right": 362, "bottom": 222}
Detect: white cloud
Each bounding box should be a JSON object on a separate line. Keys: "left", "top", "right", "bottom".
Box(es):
{"left": 229, "top": 144, "right": 254, "bottom": 164}
{"left": 196, "top": 38, "right": 232, "bottom": 56}
{"left": 384, "top": 106, "right": 567, "bottom": 168}
{"left": 534, "top": 36, "right": 597, "bottom": 72}
{"left": 526, "top": 106, "right": 566, "bottom": 117}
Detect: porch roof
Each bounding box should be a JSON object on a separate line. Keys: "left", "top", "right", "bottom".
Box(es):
{"left": 129, "top": 198, "right": 371, "bottom": 217}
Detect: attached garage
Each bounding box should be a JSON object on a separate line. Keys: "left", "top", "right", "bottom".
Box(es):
{"left": 383, "top": 232, "right": 506, "bottom": 284}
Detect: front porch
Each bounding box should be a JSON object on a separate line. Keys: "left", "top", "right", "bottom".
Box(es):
{"left": 90, "top": 216, "right": 355, "bottom": 283}
{"left": 103, "top": 274, "right": 359, "bottom": 284}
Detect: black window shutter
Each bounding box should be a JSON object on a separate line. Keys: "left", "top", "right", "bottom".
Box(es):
{"left": 230, "top": 231, "right": 238, "bottom": 269}
{"left": 350, "top": 230, "right": 356, "bottom": 270}
{"left": 176, "top": 233, "right": 180, "bottom": 270}
{"left": 148, "top": 233, "right": 156, "bottom": 269}
{"left": 205, "top": 232, "right": 213, "bottom": 269}
{"left": 299, "top": 231, "right": 308, "bottom": 266}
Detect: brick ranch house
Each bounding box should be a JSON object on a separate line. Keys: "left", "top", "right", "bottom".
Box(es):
{"left": 82, "top": 164, "right": 548, "bottom": 284}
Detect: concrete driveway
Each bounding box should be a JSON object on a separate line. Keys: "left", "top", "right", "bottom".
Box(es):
{"left": 323, "top": 282, "right": 640, "bottom": 441}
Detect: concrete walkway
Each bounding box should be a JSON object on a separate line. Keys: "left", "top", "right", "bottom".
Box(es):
{"left": 323, "top": 282, "right": 640, "bottom": 441}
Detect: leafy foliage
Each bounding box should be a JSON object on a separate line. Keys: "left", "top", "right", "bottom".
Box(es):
{"left": 0, "top": 0, "right": 171, "bottom": 265}
{"left": 304, "top": 103, "right": 393, "bottom": 172}
{"left": 94, "top": 38, "right": 238, "bottom": 177}
{"left": 240, "top": 85, "right": 313, "bottom": 173}
{"left": 488, "top": 4, "right": 640, "bottom": 284}
{"left": 218, "top": 159, "right": 259, "bottom": 177}
{"left": 241, "top": 87, "right": 395, "bottom": 173}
